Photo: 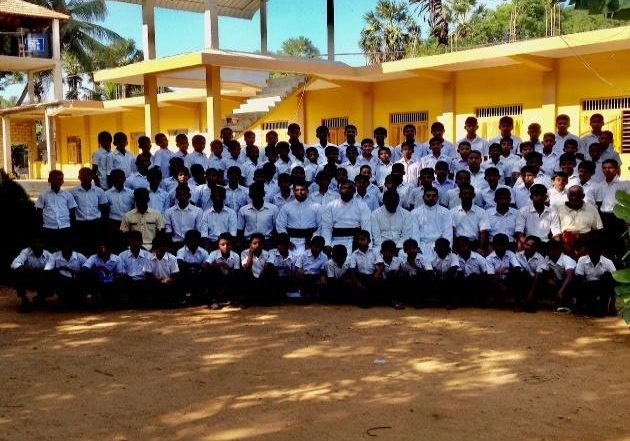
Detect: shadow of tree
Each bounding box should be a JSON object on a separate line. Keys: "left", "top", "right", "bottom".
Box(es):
{"left": 1, "top": 289, "right": 629, "bottom": 441}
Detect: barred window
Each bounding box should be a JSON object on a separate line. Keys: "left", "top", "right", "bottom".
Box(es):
{"left": 262, "top": 121, "right": 289, "bottom": 131}
{"left": 476, "top": 105, "right": 523, "bottom": 118}
{"left": 583, "top": 97, "right": 630, "bottom": 111}
{"left": 322, "top": 117, "right": 349, "bottom": 128}
{"left": 390, "top": 111, "right": 428, "bottom": 124}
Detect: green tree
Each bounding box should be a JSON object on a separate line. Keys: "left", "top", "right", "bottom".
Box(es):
{"left": 409, "top": 0, "right": 449, "bottom": 44}
{"left": 0, "top": 96, "right": 18, "bottom": 108}
{"left": 359, "top": 0, "right": 421, "bottom": 64}
{"left": 278, "top": 37, "right": 321, "bottom": 58}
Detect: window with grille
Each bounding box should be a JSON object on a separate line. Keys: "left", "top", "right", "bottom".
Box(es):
{"left": 390, "top": 111, "right": 428, "bottom": 124}
{"left": 66, "top": 136, "right": 82, "bottom": 164}
{"left": 583, "top": 97, "right": 630, "bottom": 111}
{"left": 475, "top": 105, "right": 523, "bottom": 118}
{"left": 622, "top": 110, "right": 630, "bottom": 153}
{"left": 262, "top": 121, "right": 289, "bottom": 131}
{"left": 322, "top": 117, "right": 349, "bottom": 128}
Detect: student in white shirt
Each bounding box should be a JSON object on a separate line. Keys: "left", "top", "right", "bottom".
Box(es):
{"left": 35, "top": 170, "right": 77, "bottom": 251}
{"left": 323, "top": 244, "right": 353, "bottom": 303}
{"left": 44, "top": 240, "right": 87, "bottom": 308}
{"left": 541, "top": 240, "right": 576, "bottom": 313}
{"left": 176, "top": 229, "right": 209, "bottom": 302}
{"left": 11, "top": 237, "right": 52, "bottom": 312}
{"left": 151, "top": 133, "right": 174, "bottom": 178}
{"left": 574, "top": 239, "right": 617, "bottom": 317}
{"left": 457, "top": 116, "right": 488, "bottom": 157}
{"left": 554, "top": 115, "right": 581, "bottom": 156}
{"left": 371, "top": 190, "right": 413, "bottom": 249}
{"left": 422, "top": 122, "right": 456, "bottom": 157}
{"left": 143, "top": 237, "right": 181, "bottom": 306}
{"left": 599, "top": 159, "right": 630, "bottom": 263}
{"left": 580, "top": 113, "right": 604, "bottom": 156}
{"left": 163, "top": 184, "right": 203, "bottom": 247}
{"left": 237, "top": 183, "right": 279, "bottom": 244}
{"left": 240, "top": 233, "right": 274, "bottom": 307}
{"left": 82, "top": 241, "right": 121, "bottom": 309}
{"left": 295, "top": 235, "right": 328, "bottom": 303}
{"left": 377, "top": 240, "right": 403, "bottom": 309}
{"left": 454, "top": 236, "right": 488, "bottom": 307}
{"left": 147, "top": 167, "right": 169, "bottom": 214}
{"left": 515, "top": 235, "right": 549, "bottom": 312}
{"left": 204, "top": 232, "right": 240, "bottom": 309}
{"left": 92, "top": 131, "right": 113, "bottom": 189}
{"left": 486, "top": 187, "right": 517, "bottom": 244}
{"left": 267, "top": 233, "right": 298, "bottom": 300}
{"left": 432, "top": 238, "right": 461, "bottom": 309}
{"left": 488, "top": 116, "right": 522, "bottom": 154}
{"left": 71, "top": 167, "right": 108, "bottom": 255}
{"left": 347, "top": 230, "right": 384, "bottom": 308}
{"left": 398, "top": 238, "right": 432, "bottom": 308}
{"left": 485, "top": 234, "right": 522, "bottom": 304}
{"left": 117, "top": 231, "right": 152, "bottom": 305}
{"left": 451, "top": 184, "right": 490, "bottom": 252}
{"left": 111, "top": 132, "right": 137, "bottom": 178}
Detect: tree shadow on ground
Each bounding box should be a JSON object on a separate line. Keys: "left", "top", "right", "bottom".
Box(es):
{"left": 1, "top": 289, "right": 629, "bottom": 441}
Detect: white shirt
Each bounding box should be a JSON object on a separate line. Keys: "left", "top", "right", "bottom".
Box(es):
{"left": 151, "top": 148, "right": 174, "bottom": 178}
{"left": 148, "top": 188, "right": 170, "bottom": 213}
{"left": 309, "top": 189, "right": 339, "bottom": 208}
{"left": 486, "top": 207, "right": 518, "bottom": 242}
{"left": 546, "top": 253, "right": 576, "bottom": 281}
{"left": 512, "top": 183, "right": 535, "bottom": 210}
{"left": 516, "top": 251, "right": 548, "bottom": 277}
{"left": 92, "top": 147, "right": 112, "bottom": 189}
{"left": 241, "top": 249, "right": 270, "bottom": 278}
{"left": 276, "top": 199, "right": 321, "bottom": 252}
{"left": 399, "top": 255, "right": 432, "bottom": 277}
{"left": 83, "top": 253, "right": 121, "bottom": 279}
{"left": 143, "top": 252, "right": 179, "bottom": 279}
{"left": 421, "top": 139, "right": 456, "bottom": 158}
{"left": 599, "top": 176, "right": 630, "bottom": 213}
{"left": 541, "top": 151, "right": 560, "bottom": 176}
{"left": 396, "top": 158, "right": 419, "bottom": 184}
{"left": 224, "top": 185, "right": 249, "bottom": 213}
{"left": 457, "top": 252, "right": 487, "bottom": 276}
{"left": 489, "top": 134, "right": 522, "bottom": 154}
{"left": 320, "top": 198, "right": 371, "bottom": 247}
{"left": 70, "top": 185, "right": 107, "bottom": 221}
{"left": 370, "top": 206, "right": 413, "bottom": 248}
{"left": 184, "top": 151, "right": 209, "bottom": 171}
{"left": 326, "top": 258, "right": 352, "bottom": 279}
{"left": 410, "top": 204, "right": 453, "bottom": 257}
{"left": 485, "top": 250, "right": 521, "bottom": 278}
{"left": 295, "top": 249, "right": 328, "bottom": 275}
{"left": 11, "top": 248, "right": 51, "bottom": 270}
{"left": 237, "top": 202, "right": 279, "bottom": 238}
{"left": 117, "top": 248, "right": 151, "bottom": 280}
{"left": 474, "top": 183, "right": 511, "bottom": 209}
{"left": 515, "top": 204, "right": 559, "bottom": 242}
{"left": 554, "top": 132, "right": 580, "bottom": 155}
{"left": 191, "top": 185, "right": 217, "bottom": 212}
{"left": 579, "top": 180, "right": 602, "bottom": 206}
{"left": 355, "top": 192, "right": 380, "bottom": 212}
{"left": 451, "top": 205, "right": 490, "bottom": 241}
{"left": 44, "top": 250, "right": 86, "bottom": 277}
{"left": 124, "top": 172, "right": 150, "bottom": 191}
{"left": 176, "top": 245, "right": 209, "bottom": 266}
{"left": 349, "top": 248, "right": 383, "bottom": 275}
{"left": 164, "top": 203, "right": 203, "bottom": 242}
{"left": 397, "top": 141, "right": 428, "bottom": 161}
{"left": 575, "top": 255, "right": 616, "bottom": 281}
{"left": 199, "top": 206, "right": 237, "bottom": 241}
{"left": 105, "top": 187, "right": 135, "bottom": 221}
{"left": 35, "top": 189, "right": 77, "bottom": 229}
{"left": 420, "top": 154, "right": 452, "bottom": 171}
{"left": 431, "top": 253, "right": 459, "bottom": 277}
{"left": 375, "top": 161, "right": 394, "bottom": 188}
{"left": 206, "top": 249, "right": 240, "bottom": 271}
{"left": 457, "top": 136, "right": 489, "bottom": 157}
{"left": 271, "top": 192, "right": 295, "bottom": 209}
{"left": 268, "top": 248, "right": 297, "bottom": 277}
{"left": 548, "top": 187, "right": 568, "bottom": 208}
{"left": 110, "top": 149, "right": 136, "bottom": 177}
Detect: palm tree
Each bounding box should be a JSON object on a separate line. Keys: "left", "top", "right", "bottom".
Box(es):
{"left": 409, "top": 0, "right": 450, "bottom": 45}
{"left": 359, "top": 0, "right": 421, "bottom": 65}
{"left": 279, "top": 37, "right": 321, "bottom": 58}
{"left": 88, "top": 38, "right": 143, "bottom": 99}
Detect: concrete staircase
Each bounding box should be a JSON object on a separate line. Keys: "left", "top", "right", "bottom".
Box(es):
{"left": 225, "top": 74, "right": 308, "bottom": 135}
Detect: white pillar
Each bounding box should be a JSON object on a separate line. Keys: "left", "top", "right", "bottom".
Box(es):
{"left": 2, "top": 117, "right": 10, "bottom": 173}
{"left": 27, "top": 71, "right": 35, "bottom": 104}
{"left": 205, "top": 65, "right": 222, "bottom": 137}
{"left": 260, "top": 0, "right": 268, "bottom": 54}
{"left": 327, "top": 0, "right": 335, "bottom": 61}
{"left": 51, "top": 19, "right": 63, "bottom": 101}
{"left": 44, "top": 112, "right": 56, "bottom": 170}
{"left": 142, "top": 0, "right": 156, "bottom": 60}
{"left": 204, "top": 0, "right": 219, "bottom": 50}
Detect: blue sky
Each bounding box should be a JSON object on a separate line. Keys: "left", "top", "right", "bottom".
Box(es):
{"left": 2, "top": 0, "right": 501, "bottom": 98}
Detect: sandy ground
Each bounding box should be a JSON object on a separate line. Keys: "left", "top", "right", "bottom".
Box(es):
{"left": 1, "top": 288, "right": 630, "bottom": 441}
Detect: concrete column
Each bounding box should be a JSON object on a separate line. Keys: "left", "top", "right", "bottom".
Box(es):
{"left": 297, "top": 89, "right": 307, "bottom": 134}
{"left": 204, "top": 0, "right": 219, "bottom": 50}
{"left": 144, "top": 74, "right": 159, "bottom": 139}
{"left": 327, "top": 0, "right": 335, "bottom": 61}
{"left": 205, "top": 65, "right": 222, "bottom": 138}
{"left": 260, "top": 0, "right": 268, "bottom": 54}
{"left": 1, "top": 117, "right": 10, "bottom": 173}
{"left": 51, "top": 19, "right": 63, "bottom": 101}
{"left": 142, "top": 0, "right": 156, "bottom": 60}
{"left": 27, "top": 72, "right": 35, "bottom": 104}
{"left": 44, "top": 112, "right": 56, "bottom": 170}
{"left": 362, "top": 85, "right": 373, "bottom": 138}
{"left": 439, "top": 75, "right": 456, "bottom": 143}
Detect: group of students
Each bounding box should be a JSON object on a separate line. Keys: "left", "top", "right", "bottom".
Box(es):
{"left": 10, "top": 114, "right": 628, "bottom": 316}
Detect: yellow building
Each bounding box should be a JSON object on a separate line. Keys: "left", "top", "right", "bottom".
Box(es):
{"left": 3, "top": 6, "right": 630, "bottom": 180}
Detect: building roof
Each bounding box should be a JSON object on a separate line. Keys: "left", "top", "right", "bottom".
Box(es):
{"left": 110, "top": 0, "right": 265, "bottom": 19}
{"left": 92, "top": 25, "right": 630, "bottom": 89}
{"left": 0, "top": 0, "right": 69, "bottom": 20}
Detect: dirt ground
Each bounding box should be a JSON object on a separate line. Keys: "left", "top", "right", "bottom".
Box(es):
{"left": 1, "top": 287, "right": 630, "bottom": 441}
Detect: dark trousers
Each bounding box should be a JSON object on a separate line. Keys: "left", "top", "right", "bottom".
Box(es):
{"left": 49, "top": 272, "right": 83, "bottom": 307}
{"left": 576, "top": 273, "right": 616, "bottom": 316}
{"left": 239, "top": 267, "right": 279, "bottom": 306}
{"left": 42, "top": 227, "right": 72, "bottom": 252}
{"left": 600, "top": 212, "right": 626, "bottom": 264}
{"left": 106, "top": 219, "right": 125, "bottom": 253}
{"left": 75, "top": 219, "right": 104, "bottom": 256}
{"left": 455, "top": 273, "right": 489, "bottom": 307}
{"left": 351, "top": 273, "right": 384, "bottom": 307}
{"left": 12, "top": 268, "right": 49, "bottom": 304}
{"left": 207, "top": 268, "right": 239, "bottom": 305}
{"left": 398, "top": 271, "right": 432, "bottom": 306}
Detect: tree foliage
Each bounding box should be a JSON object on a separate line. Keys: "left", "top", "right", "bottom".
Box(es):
{"left": 278, "top": 37, "right": 321, "bottom": 58}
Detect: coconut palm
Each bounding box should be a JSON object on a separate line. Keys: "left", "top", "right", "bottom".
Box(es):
{"left": 410, "top": 0, "right": 450, "bottom": 44}
{"left": 359, "top": 0, "right": 422, "bottom": 64}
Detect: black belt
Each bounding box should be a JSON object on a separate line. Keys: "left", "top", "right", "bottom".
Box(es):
{"left": 286, "top": 227, "right": 316, "bottom": 238}
{"left": 332, "top": 227, "right": 360, "bottom": 237}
